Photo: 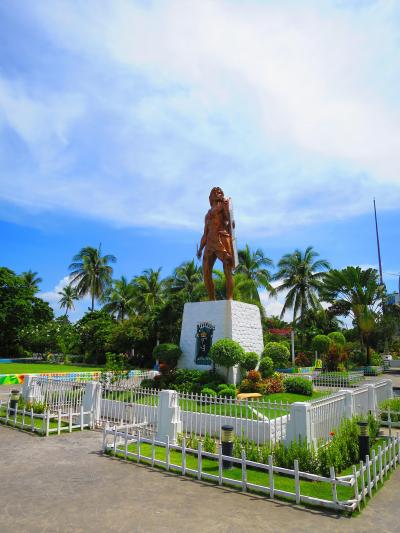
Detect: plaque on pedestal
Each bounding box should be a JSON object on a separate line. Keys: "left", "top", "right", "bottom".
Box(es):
{"left": 179, "top": 300, "right": 264, "bottom": 384}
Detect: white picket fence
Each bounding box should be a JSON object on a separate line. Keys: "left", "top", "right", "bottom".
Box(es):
{"left": 22, "top": 375, "right": 393, "bottom": 447}
{"left": 0, "top": 399, "right": 93, "bottom": 435}
{"left": 99, "top": 387, "right": 292, "bottom": 445}
{"left": 102, "top": 426, "right": 400, "bottom": 512}
{"left": 312, "top": 371, "right": 365, "bottom": 391}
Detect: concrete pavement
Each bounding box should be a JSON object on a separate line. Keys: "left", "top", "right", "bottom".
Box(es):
{"left": 1, "top": 426, "right": 400, "bottom": 533}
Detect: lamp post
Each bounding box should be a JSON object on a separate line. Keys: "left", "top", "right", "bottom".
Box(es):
{"left": 221, "top": 425, "right": 234, "bottom": 469}
{"left": 357, "top": 421, "right": 370, "bottom": 462}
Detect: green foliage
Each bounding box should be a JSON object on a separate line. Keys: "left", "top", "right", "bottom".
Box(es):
{"left": 200, "top": 387, "right": 217, "bottom": 397}
{"left": 370, "top": 351, "right": 383, "bottom": 366}
{"left": 241, "top": 352, "right": 259, "bottom": 371}
{"left": 327, "top": 331, "right": 346, "bottom": 346}
{"left": 274, "top": 439, "right": 319, "bottom": 473}
{"left": 258, "top": 356, "right": 274, "bottom": 378}
{"left": 0, "top": 267, "right": 54, "bottom": 356}
{"left": 105, "top": 316, "right": 146, "bottom": 355}
{"left": 75, "top": 311, "right": 116, "bottom": 364}
{"left": 218, "top": 385, "right": 237, "bottom": 398}
{"left": 152, "top": 343, "right": 182, "bottom": 366}
{"left": 284, "top": 376, "right": 313, "bottom": 396}
{"left": 379, "top": 397, "right": 400, "bottom": 422}
{"left": 262, "top": 342, "right": 290, "bottom": 369}
{"left": 202, "top": 433, "right": 217, "bottom": 453}
{"left": 209, "top": 339, "right": 245, "bottom": 374}
{"left": 311, "top": 334, "right": 331, "bottom": 355}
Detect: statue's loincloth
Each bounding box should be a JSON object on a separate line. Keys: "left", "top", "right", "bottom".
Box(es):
{"left": 204, "top": 230, "right": 233, "bottom": 262}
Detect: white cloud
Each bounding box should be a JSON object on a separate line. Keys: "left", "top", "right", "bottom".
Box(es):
{"left": 39, "top": 276, "right": 71, "bottom": 305}
{"left": 0, "top": 0, "right": 400, "bottom": 235}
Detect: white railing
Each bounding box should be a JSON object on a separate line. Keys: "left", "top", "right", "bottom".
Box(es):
{"left": 30, "top": 376, "right": 86, "bottom": 412}
{"left": 375, "top": 379, "right": 393, "bottom": 405}
{"left": 102, "top": 426, "right": 400, "bottom": 512}
{"left": 306, "top": 380, "right": 393, "bottom": 445}
{"left": 99, "top": 386, "right": 292, "bottom": 445}
{"left": 312, "top": 371, "right": 365, "bottom": 391}
{"left": 0, "top": 399, "right": 93, "bottom": 435}
{"left": 351, "top": 386, "right": 370, "bottom": 415}
{"left": 309, "top": 392, "right": 347, "bottom": 443}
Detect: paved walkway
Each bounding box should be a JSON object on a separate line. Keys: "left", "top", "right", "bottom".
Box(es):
{"left": 1, "top": 426, "right": 400, "bottom": 532}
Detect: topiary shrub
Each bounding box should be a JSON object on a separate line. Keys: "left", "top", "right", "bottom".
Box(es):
{"left": 140, "top": 378, "right": 156, "bottom": 389}
{"left": 311, "top": 335, "right": 331, "bottom": 355}
{"left": 284, "top": 376, "right": 313, "bottom": 396}
{"left": 327, "top": 331, "right": 346, "bottom": 346}
{"left": 219, "top": 386, "right": 237, "bottom": 398}
{"left": 241, "top": 352, "right": 259, "bottom": 371}
{"left": 258, "top": 356, "right": 274, "bottom": 378}
{"left": 152, "top": 343, "right": 182, "bottom": 367}
{"left": 209, "top": 339, "right": 245, "bottom": 379}
{"left": 262, "top": 342, "right": 290, "bottom": 369}
{"left": 200, "top": 387, "right": 217, "bottom": 397}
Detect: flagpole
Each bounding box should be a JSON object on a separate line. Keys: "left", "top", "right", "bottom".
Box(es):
{"left": 373, "top": 198, "right": 384, "bottom": 286}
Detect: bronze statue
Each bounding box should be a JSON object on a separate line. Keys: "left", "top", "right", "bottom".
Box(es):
{"left": 197, "top": 187, "right": 238, "bottom": 300}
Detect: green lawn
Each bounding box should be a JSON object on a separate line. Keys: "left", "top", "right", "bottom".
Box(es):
{"left": 0, "top": 363, "right": 103, "bottom": 374}
{"left": 0, "top": 405, "right": 67, "bottom": 434}
{"left": 111, "top": 441, "right": 355, "bottom": 505}
{"left": 104, "top": 390, "right": 328, "bottom": 420}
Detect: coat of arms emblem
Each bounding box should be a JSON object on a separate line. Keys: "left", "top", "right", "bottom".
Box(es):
{"left": 195, "top": 322, "right": 215, "bottom": 365}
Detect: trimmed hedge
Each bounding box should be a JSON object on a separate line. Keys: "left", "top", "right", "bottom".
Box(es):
{"left": 258, "top": 356, "right": 274, "bottom": 378}
{"left": 262, "top": 342, "right": 290, "bottom": 369}
{"left": 241, "top": 352, "right": 259, "bottom": 371}
{"left": 152, "top": 343, "right": 182, "bottom": 366}
{"left": 284, "top": 376, "right": 313, "bottom": 396}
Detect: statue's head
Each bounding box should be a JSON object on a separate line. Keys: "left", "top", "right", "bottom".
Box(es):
{"left": 209, "top": 187, "right": 224, "bottom": 206}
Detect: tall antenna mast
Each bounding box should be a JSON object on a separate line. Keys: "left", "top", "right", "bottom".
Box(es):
{"left": 373, "top": 198, "right": 384, "bottom": 286}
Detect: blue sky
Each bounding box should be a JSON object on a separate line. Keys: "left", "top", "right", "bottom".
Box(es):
{"left": 0, "top": 0, "right": 399, "bottom": 320}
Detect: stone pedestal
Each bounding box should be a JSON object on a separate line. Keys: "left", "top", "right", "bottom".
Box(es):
{"left": 179, "top": 300, "right": 264, "bottom": 384}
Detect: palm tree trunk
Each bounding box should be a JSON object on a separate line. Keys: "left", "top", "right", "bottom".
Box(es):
{"left": 91, "top": 292, "right": 95, "bottom": 312}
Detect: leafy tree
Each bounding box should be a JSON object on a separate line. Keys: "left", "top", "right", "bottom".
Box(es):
{"left": 58, "top": 284, "right": 78, "bottom": 316}
{"left": 69, "top": 245, "right": 116, "bottom": 312}
{"left": 75, "top": 311, "right": 116, "bottom": 363}
{"left": 209, "top": 339, "right": 245, "bottom": 379}
{"left": 0, "top": 267, "right": 53, "bottom": 356}
{"left": 132, "top": 268, "right": 165, "bottom": 313}
{"left": 168, "top": 260, "right": 204, "bottom": 302}
{"left": 259, "top": 356, "right": 274, "bottom": 377}
{"left": 274, "top": 246, "right": 330, "bottom": 326}
{"left": 102, "top": 276, "right": 137, "bottom": 321}
{"left": 20, "top": 270, "right": 42, "bottom": 293}
{"left": 311, "top": 334, "right": 331, "bottom": 355}
{"left": 327, "top": 331, "right": 346, "bottom": 346}
{"left": 106, "top": 316, "right": 146, "bottom": 357}
{"left": 262, "top": 342, "right": 290, "bottom": 369}
{"left": 321, "top": 267, "right": 384, "bottom": 364}
{"left": 241, "top": 352, "right": 259, "bottom": 371}
{"left": 236, "top": 244, "right": 275, "bottom": 301}
{"left": 152, "top": 343, "right": 182, "bottom": 367}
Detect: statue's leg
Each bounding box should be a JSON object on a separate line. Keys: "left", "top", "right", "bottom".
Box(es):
{"left": 203, "top": 253, "right": 217, "bottom": 300}
{"left": 223, "top": 256, "right": 234, "bottom": 300}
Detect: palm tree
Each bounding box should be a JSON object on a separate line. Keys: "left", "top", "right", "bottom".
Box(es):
{"left": 274, "top": 246, "right": 331, "bottom": 325}
{"left": 21, "top": 270, "right": 42, "bottom": 292}
{"left": 103, "top": 276, "right": 137, "bottom": 321}
{"left": 132, "top": 268, "right": 166, "bottom": 313}
{"left": 69, "top": 244, "right": 116, "bottom": 312}
{"left": 236, "top": 245, "right": 275, "bottom": 301}
{"left": 321, "top": 266, "right": 384, "bottom": 364}
{"left": 169, "top": 260, "right": 203, "bottom": 302}
{"left": 58, "top": 284, "right": 78, "bottom": 316}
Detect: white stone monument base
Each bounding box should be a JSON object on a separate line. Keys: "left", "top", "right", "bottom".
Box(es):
{"left": 179, "top": 300, "right": 264, "bottom": 385}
